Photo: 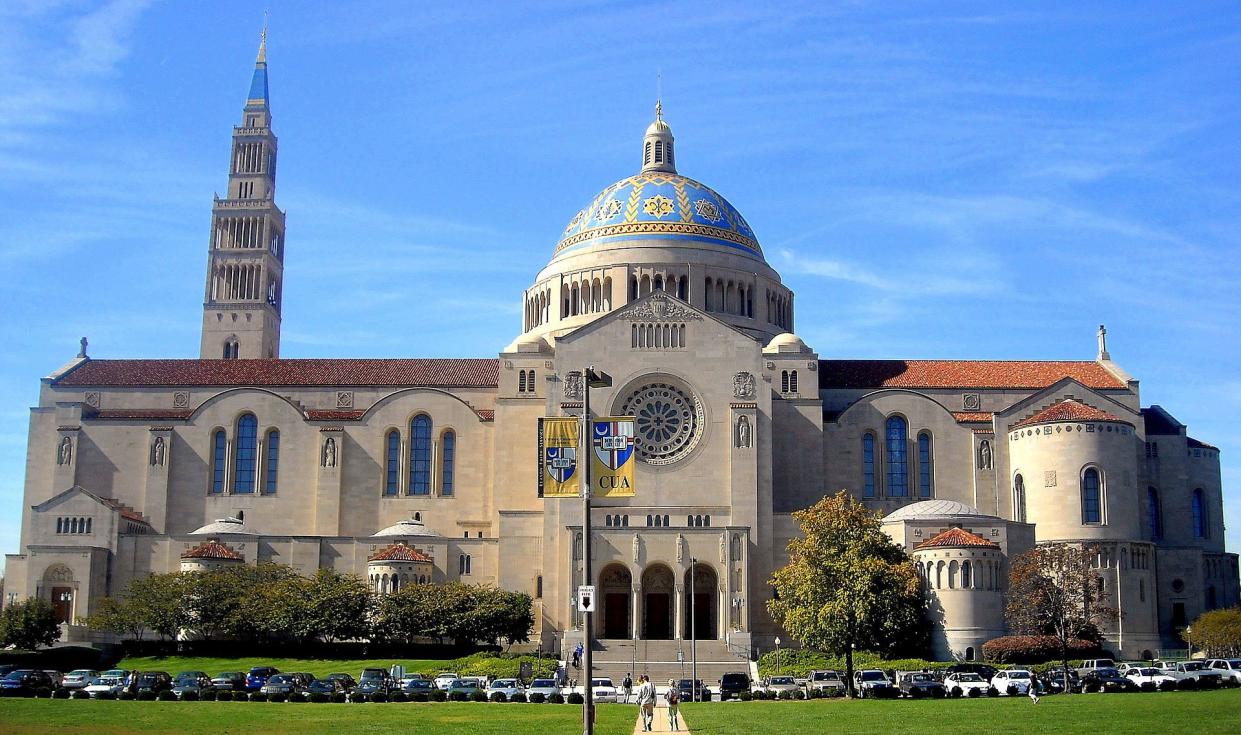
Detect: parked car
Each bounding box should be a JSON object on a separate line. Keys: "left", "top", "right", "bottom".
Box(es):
{"left": 897, "top": 671, "right": 946, "bottom": 698}
{"left": 1124, "top": 667, "right": 1177, "bottom": 691}
{"left": 1075, "top": 659, "right": 1117, "bottom": 678}
{"left": 324, "top": 673, "right": 357, "bottom": 691}
{"left": 210, "top": 672, "right": 246, "bottom": 691}
{"left": 487, "top": 678, "right": 525, "bottom": 699}
{"left": 61, "top": 670, "right": 99, "bottom": 690}
{"left": 261, "top": 673, "right": 315, "bottom": 697}
{"left": 433, "top": 672, "right": 461, "bottom": 690}
{"left": 171, "top": 672, "right": 214, "bottom": 698}
{"left": 83, "top": 674, "right": 127, "bottom": 698}
{"left": 1039, "top": 666, "right": 1081, "bottom": 694}
{"left": 527, "top": 678, "right": 563, "bottom": 699}
{"left": 0, "top": 665, "right": 18, "bottom": 679}
{"left": 807, "top": 670, "right": 845, "bottom": 695}
{"left": 244, "top": 666, "right": 280, "bottom": 692}
{"left": 132, "top": 671, "right": 173, "bottom": 694}
{"left": 43, "top": 671, "right": 64, "bottom": 688}
{"left": 0, "top": 669, "right": 56, "bottom": 692}
{"left": 399, "top": 672, "right": 429, "bottom": 687}
{"left": 1206, "top": 659, "right": 1241, "bottom": 685}
{"left": 356, "top": 670, "right": 394, "bottom": 696}
{"left": 759, "top": 676, "right": 801, "bottom": 697}
{"left": 1154, "top": 660, "right": 1223, "bottom": 688}
{"left": 305, "top": 678, "right": 350, "bottom": 698}
{"left": 991, "top": 669, "right": 1034, "bottom": 695}
{"left": 717, "top": 672, "right": 751, "bottom": 700}
{"left": 445, "top": 678, "right": 482, "bottom": 697}
{"left": 675, "top": 678, "right": 710, "bottom": 702}
{"left": 1080, "top": 667, "right": 1136, "bottom": 693}
{"left": 402, "top": 679, "right": 436, "bottom": 696}
{"left": 943, "top": 672, "right": 992, "bottom": 697}
{"left": 586, "top": 677, "right": 618, "bottom": 703}
{"left": 100, "top": 668, "right": 129, "bottom": 681}
{"left": 944, "top": 663, "right": 997, "bottom": 682}
{"left": 854, "top": 669, "right": 897, "bottom": 698}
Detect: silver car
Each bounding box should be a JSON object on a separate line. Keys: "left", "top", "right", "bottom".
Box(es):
{"left": 487, "top": 678, "right": 525, "bottom": 699}
{"left": 61, "top": 670, "right": 99, "bottom": 690}
{"left": 527, "top": 678, "right": 563, "bottom": 699}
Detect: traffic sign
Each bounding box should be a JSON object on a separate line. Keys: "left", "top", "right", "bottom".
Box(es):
{"left": 578, "top": 584, "right": 596, "bottom": 613}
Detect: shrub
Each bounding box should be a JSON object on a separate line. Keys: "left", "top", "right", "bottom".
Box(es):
{"left": 389, "top": 691, "right": 408, "bottom": 703}
{"left": 792, "top": 690, "right": 806, "bottom": 700}
{"left": 330, "top": 692, "right": 347, "bottom": 704}
{"left": 118, "top": 691, "right": 135, "bottom": 701}
{"left": 448, "top": 691, "right": 467, "bottom": 702}
{"left": 34, "top": 687, "right": 53, "bottom": 699}
{"left": 489, "top": 691, "right": 507, "bottom": 703}
{"left": 95, "top": 690, "right": 116, "bottom": 701}
{"left": 289, "top": 692, "right": 308, "bottom": 703}
{"left": 949, "top": 686, "right": 962, "bottom": 698}
{"left": 156, "top": 690, "right": 177, "bottom": 701}
{"left": 966, "top": 688, "right": 981, "bottom": 698}
{"left": 53, "top": 688, "right": 71, "bottom": 699}
{"left": 567, "top": 692, "right": 584, "bottom": 705}
{"left": 370, "top": 692, "right": 389, "bottom": 703}
{"left": 181, "top": 690, "right": 200, "bottom": 701}
{"left": 778, "top": 689, "right": 792, "bottom": 700}
{"left": 266, "top": 692, "right": 286, "bottom": 702}
{"left": 215, "top": 691, "right": 232, "bottom": 701}
{"left": 410, "top": 692, "right": 429, "bottom": 702}
{"left": 430, "top": 690, "right": 448, "bottom": 702}
{"left": 70, "top": 689, "right": 90, "bottom": 699}
{"left": 136, "top": 690, "right": 157, "bottom": 701}
{"left": 469, "top": 690, "right": 487, "bottom": 702}
{"left": 309, "top": 692, "right": 329, "bottom": 703}
{"left": 986, "top": 687, "right": 999, "bottom": 697}
{"left": 249, "top": 692, "right": 268, "bottom": 702}
{"left": 548, "top": 692, "right": 565, "bottom": 704}
{"left": 510, "top": 692, "right": 527, "bottom": 703}
{"left": 738, "top": 690, "right": 752, "bottom": 701}
{"left": 199, "top": 689, "right": 217, "bottom": 701}
{"left": 528, "top": 692, "right": 546, "bottom": 704}
{"left": 982, "top": 635, "right": 1103, "bottom": 664}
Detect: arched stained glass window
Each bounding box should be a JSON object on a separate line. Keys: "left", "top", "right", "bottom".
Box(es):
{"left": 917, "top": 432, "right": 933, "bottom": 498}
{"left": 441, "top": 431, "right": 455, "bottom": 496}
{"left": 885, "top": 416, "right": 908, "bottom": 497}
{"left": 384, "top": 430, "right": 400, "bottom": 496}
{"left": 1081, "top": 468, "right": 1102, "bottom": 524}
{"left": 1192, "top": 488, "right": 1207, "bottom": 538}
{"left": 1014, "top": 474, "right": 1027, "bottom": 523}
{"left": 410, "top": 415, "right": 432, "bottom": 495}
{"left": 862, "top": 433, "right": 876, "bottom": 498}
{"left": 1147, "top": 487, "right": 1162, "bottom": 540}
{"left": 211, "top": 429, "right": 227, "bottom": 494}
{"left": 233, "top": 415, "right": 258, "bottom": 494}
{"left": 264, "top": 429, "right": 280, "bottom": 494}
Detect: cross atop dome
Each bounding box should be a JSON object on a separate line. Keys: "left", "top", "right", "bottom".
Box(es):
{"left": 642, "top": 100, "right": 676, "bottom": 173}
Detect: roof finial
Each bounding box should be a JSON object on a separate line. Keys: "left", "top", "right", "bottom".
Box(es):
{"left": 655, "top": 70, "right": 663, "bottom": 121}
{"left": 1097, "top": 324, "right": 1110, "bottom": 361}
{"left": 256, "top": 11, "right": 269, "bottom": 64}
{"left": 77, "top": 337, "right": 88, "bottom": 359}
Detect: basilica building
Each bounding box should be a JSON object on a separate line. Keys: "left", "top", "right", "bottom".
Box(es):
{"left": 4, "top": 40, "right": 1236, "bottom": 668}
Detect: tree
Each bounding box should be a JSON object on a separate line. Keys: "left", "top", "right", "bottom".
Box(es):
{"left": 1183, "top": 607, "right": 1241, "bottom": 658}
{"left": 0, "top": 598, "right": 61, "bottom": 650}
{"left": 83, "top": 597, "right": 146, "bottom": 642}
{"left": 767, "top": 492, "right": 926, "bottom": 697}
{"left": 125, "top": 572, "right": 191, "bottom": 641}
{"left": 302, "top": 569, "right": 372, "bottom": 643}
{"left": 1006, "top": 543, "right": 1115, "bottom": 692}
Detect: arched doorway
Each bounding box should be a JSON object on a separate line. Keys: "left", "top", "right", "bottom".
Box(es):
{"left": 42, "top": 564, "right": 76, "bottom": 625}
{"left": 641, "top": 565, "right": 675, "bottom": 640}
{"left": 599, "top": 564, "right": 632, "bottom": 639}
{"left": 683, "top": 563, "right": 717, "bottom": 640}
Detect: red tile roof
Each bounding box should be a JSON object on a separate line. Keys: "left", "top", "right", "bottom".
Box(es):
{"left": 476, "top": 409, "right": 495, "bottom": 422}
{"left": 181, "top": 539, "right": 244, "bottom": 560}
{"left": 368, "top": 542, "right": 433, "bottom": 563}
{"left": 952, "top": 412, "right": 992, "bottom": 423}
{"left": 915, "top": 527, "right": 1000, "bottom": 550}
{"left": 100, "top": 497, "right": 149, "bottom": 525}
{"left": 1011, "top": 399, "right": 1129, "bottom": 430}
{"left": 818, "top": 360, "right": 1126, "bottom": 390}
{"left": 55, "top": 358, "right": 500, "bottom": 388}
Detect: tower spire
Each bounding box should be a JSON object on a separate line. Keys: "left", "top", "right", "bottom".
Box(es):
{"left": 641, "top": 99, "right": 676, "bottom": 174}
{"left": 256, "top": 14, "right": 268, "bottom": 64}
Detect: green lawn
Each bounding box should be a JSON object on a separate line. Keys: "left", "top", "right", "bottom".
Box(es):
{"left": 0, "top": 700, "right": 636, "bottom": 735}
{"left": 682, "top": 688, "right": 1241, "bottom": 734}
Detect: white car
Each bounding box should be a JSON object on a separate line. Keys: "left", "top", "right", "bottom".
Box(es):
{"left": 1206, "top": 659, "right": 1241, "bottom": 684}
{"left": 943, "top": 672, "right": 993, "bottom": 697}
{"left": 758, "top": 675, "right": 801, "bottom": 696}
{"left": 1154, "top": 660, "right": 1223, "bottom": 687}
{"left": 527, "top": 678, "right": 563, "bottom": 699}
{"left": 61, "top": 670, "right": 99, "bottom": 690}
{"left": 807, "top": 670, "right": 845, "bottom": 694}
{"left": 487, "top": 678, "right": 525, "bottom": 699}
{"left": 1124, "top": 667, "right": 1177, "bottom": 690}
{"left": 572, "top": 677, "right": 618, "bottom": 703}
{"left": 83, "top": 675, "right": 126, "bottom": 698}
{"left": 991, "top": 669, "right": 1033, "bottom": 695}
{"left": 433, "top": 672, "right": 461, "bottom": 690}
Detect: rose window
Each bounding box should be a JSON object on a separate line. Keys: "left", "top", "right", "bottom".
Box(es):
{"left": 620, "top": 382, "right": 703, "bottom": 465}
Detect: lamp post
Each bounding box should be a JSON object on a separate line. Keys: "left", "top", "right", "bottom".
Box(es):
{"left": 691, "top": 557, "right": 698, "bottom": 702}
{"left": 581, "top": 366, "right": 611, "bottom": 735}
{"left": 775, "top": 637, "right": 782, "bottom": 675}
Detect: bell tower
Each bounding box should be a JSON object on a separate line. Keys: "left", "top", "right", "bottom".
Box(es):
{"left": 200, "top": 26, "right": 285, "bottom": 359}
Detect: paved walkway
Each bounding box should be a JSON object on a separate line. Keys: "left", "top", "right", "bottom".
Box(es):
{"left": 632, "top": 700, "right": 689, "bottom": 734}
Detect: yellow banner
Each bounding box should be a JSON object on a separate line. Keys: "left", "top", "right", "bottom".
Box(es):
{"left": 591, "top": 417, "right": 636, "bottom": 498}
{"left": 538, "top": 417, "right": 580, "bottom": 498}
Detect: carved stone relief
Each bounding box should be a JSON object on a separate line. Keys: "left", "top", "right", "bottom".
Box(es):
{"left": 733, "top": 371, "right": 755, "bottom": 398}
{"left": 564, "top": 371, "right": 583, "bottom": 400}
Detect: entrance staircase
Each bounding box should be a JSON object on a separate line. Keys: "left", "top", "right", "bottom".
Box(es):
{"left": 590, "top": 639, "right": 750, "bottom": 688}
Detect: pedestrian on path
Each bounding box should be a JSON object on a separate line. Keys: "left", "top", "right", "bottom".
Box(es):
{"left": 636, "top": 675, "right": 656, "bottom": 732}
{"left": 622, "top": 673, "right": 633, "bottom": 704}
{"left": 664, "top": 679, "right": 681, "bottom": 731}
{"left": 1028, "top": 679, "right": 1040, "bottom": 704}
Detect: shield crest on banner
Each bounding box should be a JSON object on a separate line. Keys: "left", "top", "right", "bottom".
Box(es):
{"left": 545, "top": 446, "right": 577, "bottom": 483}
{"left": 593, "top": 419, "right": 635, "bottom": 470}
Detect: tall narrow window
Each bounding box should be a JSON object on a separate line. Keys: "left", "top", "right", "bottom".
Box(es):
{"left": 917, "top": 432, "right": 933, "bottom": 498}
{"left": 518, "top": 371, "right": 527, "bottom": 393}
{"left": 410, "top": 415, "right": 432, "bottom": 495}
{"left": 862, "top": 433, "right": 876, "bottom": 498}
{"left": 441, "top": 431, "right": 455, "bottom": 496}
{"left": 1081, "top": 468, "right": 1102, "bottom": 524}
{"left": 233, "top": 414, "right": 258, "bottom": 493}
{"left": 1147, "top": 487, "right": 1162, "bottom": 540}
{"left": 885, "top": 416, "right": 908, "bottom": 497}
{"left": 781, "top": 371, "right": 789, "bottom": 393}
{"left": 264, "top": 429, "right": 280, "bottom": 494}
{"left": 1013, "top": 474, "right": 1027, "bottom": 523}
{"left": 1192, "top": 488, "right": 1207, "bottom": 538}
{"left": 384, "top": 430, "right": 400, "bottom": 496}
{"left": 211, "top": 429, "right": 227, "bottom": 493}
{"left": 789, "top": 370, "right": 798, "bottom": 392}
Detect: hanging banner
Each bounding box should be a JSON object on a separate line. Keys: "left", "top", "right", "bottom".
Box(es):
{"left": 538, "top": 417, "right": 581, "bottom": 498}
{"left": 592, "top": 416, "right": 636, "bottom": 498}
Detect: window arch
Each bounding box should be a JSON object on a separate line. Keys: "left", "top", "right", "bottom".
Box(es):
{"left": 1147, "top": 487, "right": 1163, "bottom": 540}
{"left": 264, "top": 429, "right": 280, "bottom": 494}
{"left": 232, "top": 414, "right": 258, "bottom": 494}
{"left": 441, "top": 430, "right": 456, "bottom": 496}
{"left": 917, "top": 432, "right": 933, "bottom": 498}
{"left": 780, "top": 371, "right": 789, "bottom": 393}
{"left": 1013, "top": 474, "right": 1027, "bottom": 523}
{"left": 789, "top": 370, "right": 798, "bottom": 393}
{"left": 862, "top": 432, "right": 876, "bottom": 498}
{"left": 410, "top": 415, "right": 432, "bottom": 495}
{"left": 1192, "top": 488, "right": 1207, "bottom": 538}
{"left": 518, "top": 371, "right": 527, "bottom": 393}
{"left": 384, "top": 430, "right": 401, "bottom": 496}
{"left": 223, "top": 337, "right": 239, "bottom": 359}
{"left": 962, "top": 560, "right": 971, "bottom": 588}
{"left": 1081, "top": 468, "right": 1102, "bottom": 524}
{"left": 211, "top": 428, "right": 227, "bottom": 494}
{"left": 885, "top": 416, "right": 909, "bottom": 497}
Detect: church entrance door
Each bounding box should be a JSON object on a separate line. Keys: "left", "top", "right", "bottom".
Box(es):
{"left": 51, "top": 587, "right": 74, "bottom": 625}
{"left": 645, "top": 594, "right": 671, "bottom": 639}
{"left": 641, "top": 564, "right": 675, "bottom": 640}
{"left": 683, "top": 563, "right": 717, "bottom": 640}
{"left": 598, "top": 564, "right": 632, "bottom": 639}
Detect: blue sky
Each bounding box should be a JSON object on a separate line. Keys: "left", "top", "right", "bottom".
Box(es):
{"left": 1, "top": 1, "right": 1239, "bottom": 571}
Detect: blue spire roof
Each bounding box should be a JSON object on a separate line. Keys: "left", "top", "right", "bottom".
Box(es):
{"left": 246, "top": 63, "right": 268, "bottom": 107}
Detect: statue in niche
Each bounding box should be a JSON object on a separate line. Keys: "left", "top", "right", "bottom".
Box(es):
{"left": 57, "top": 437, "right": 72, "bottom": 466}
{"left": 676, "top": 533, "right": 685, "bottom": 563}
{"left": 978, "top": 439, "right": 993, "bottom": 470}
{"left": 736, "top": 415, "right": 752, "bottom": 448}
{"left": 632, "top": 534, "right": 640, "bottom": 564}
{"left": 151, "top": 436, "right": 165, "bottom": 466}
{"left": 719, "top": 533, "right": 727, "bottom": 564}
{"left": 733, "top": 371, "right": 755, "bottom": 399}
{"left": 731, "top": 534, "right": 742, "bottom": 562}
{"left": 322, "top": 437, "right": 337, "bottom": 468}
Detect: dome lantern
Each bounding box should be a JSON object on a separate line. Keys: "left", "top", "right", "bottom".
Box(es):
{"left": 642, "top": 100, "right": 676, "bottom": 174}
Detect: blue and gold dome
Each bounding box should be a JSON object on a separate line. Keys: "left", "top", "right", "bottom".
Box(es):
{"left": 553, "top": 104, "right": 762, "bottom": 263}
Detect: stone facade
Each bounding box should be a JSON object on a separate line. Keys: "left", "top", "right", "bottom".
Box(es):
{"left": 3, "top": 43, "right": 1237, "bottom": 662}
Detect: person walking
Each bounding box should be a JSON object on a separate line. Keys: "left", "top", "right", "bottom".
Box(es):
{"left": 572, "top": 642, "right": 583, "bottom": 670}
{"left": 664, "top": 679, "right": 681, "bottom": 731}
{"left": 1028, "top": 678, "right": 1040, "bottom": 704}
{"left": 622, "top": 673, "right": 633, "bottom": 704}
{"left": 636, "top": 675, "right": 656, "bottom": 732}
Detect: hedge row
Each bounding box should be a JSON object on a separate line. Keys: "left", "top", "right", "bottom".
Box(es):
{"left": 756, "top": 648, "right": 1127, "bottom": 677}
{"left": 0, "top": 689, "right": 578, "bottom": 703}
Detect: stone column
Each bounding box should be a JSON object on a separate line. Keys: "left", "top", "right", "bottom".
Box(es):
{"left": 631, "top": 584, "right": 641, "bottom": 639}
{"left": 674, "top": 584, "right": 684, "bottom": 640}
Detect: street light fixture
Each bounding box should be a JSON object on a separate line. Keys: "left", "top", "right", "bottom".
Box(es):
{"left": 775, "top": 636, "right": 782, "bottom": 675}
{"left": 581, "top": 366, "right": 611, "bottom": 735}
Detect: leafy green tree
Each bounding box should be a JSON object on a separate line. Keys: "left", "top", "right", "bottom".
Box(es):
{"left": 83, "top": 596, "right": 146, "bottom": 642}
{"left": 0, "top": 597, "right": 62, "bottom": 650}
{"left": 1184, "top": 607, "right": 1241, "bottom": 658}
{"left": 125, "top": 572, "right": 191, "bottom": 642}
{"left": 767, "top": 491, "right": 926, "bottom": 696}
{"left": 302, "top": 569, "right": 372, "bottom": 643}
